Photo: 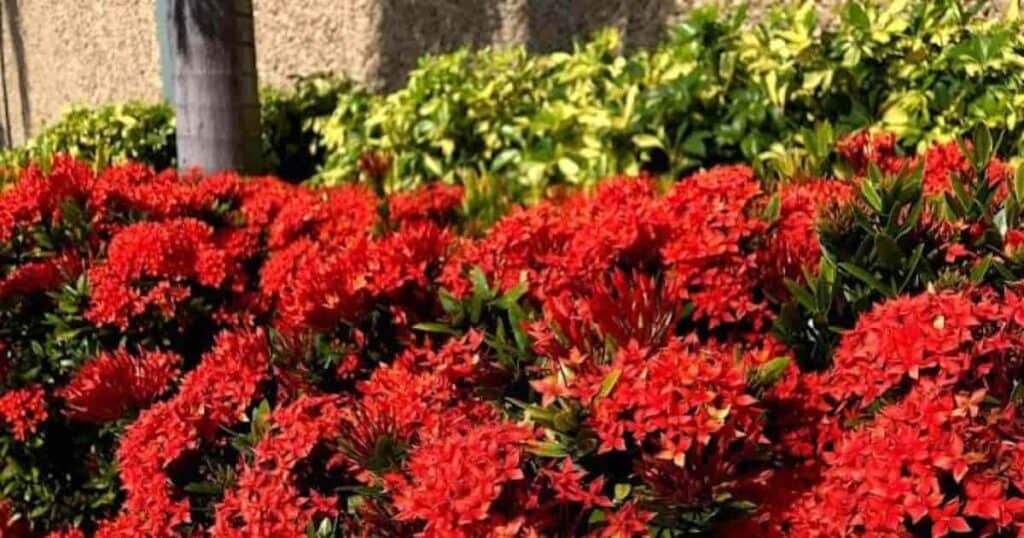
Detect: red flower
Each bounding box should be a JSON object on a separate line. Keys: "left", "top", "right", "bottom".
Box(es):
{"left": 543, "top": 458, "right": 612, "bottom": 509}
{"left": 389, "top": 183, "right": 464, "bottom": 225}
{"left": 660, "top": 165, "right": 768, "bottom": 329}
{"left": 98, "top": 330, "right": 269, "bottom": 536}
{"left": 212, "top": 395, "right": 348, "bottom": 537}
{"left": 384, "top": 422, "right": 532, "bottom": 536}
{"left": 600, "top": 501, "right": 654, "bottom": 538}
{"left": 0, "top": 385, "right": 47, "bottom": 441}
{"left": 0, "top": 251, "right": 81, "bottom": 301}
{"left": 86, "top": 218, "right": 233, "bottom": 327}
{"left": 58, "top": 348, "right": 180, "bottom": 423}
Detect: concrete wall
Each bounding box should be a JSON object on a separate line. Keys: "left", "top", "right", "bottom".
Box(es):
{"left": 0, "top": 0, "right": 1003, "bottom": 144}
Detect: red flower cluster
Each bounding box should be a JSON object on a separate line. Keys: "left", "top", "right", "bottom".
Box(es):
{"left": 58, "top": 348, "right": 181, "bottom": 423}
{"left": 838, "top": 129, "right": 1013, "bottom": 197}
{"left": 0, "top": 252, "right": 81, "bottom": 301}
{"left": 384, "top": 422, "right": 532, "bottom": 537}
{"left": 0, "top": 385, "right": 47, "bottom": 441}
{"left": 443, "top": 168, "right": 828, "bottom": 334}
{"left": 212, "top": 395, "right": 348, "bottom": 537}
{"left": 1, "top": 138, "right": 1024, "bottom": 537}
{"left": 86, "top": 218, "right": 233, "bottom": 327}
{"left": 758, "top": 179, "right": 854, "bottom": 296}
{"left": 735, "top": 288, "right": 1024, "bottom": 537}
{"left": 97, "top": 330, "right": 269, "bottom": 536}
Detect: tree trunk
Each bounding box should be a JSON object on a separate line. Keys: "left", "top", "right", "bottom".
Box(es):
{"left": 168, "top": 0, "right": 262, "bottom": 174}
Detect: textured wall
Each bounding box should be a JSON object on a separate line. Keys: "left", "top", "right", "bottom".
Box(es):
{"left": 0, "top": 0, "right": 161, "bottom": 144}
{"left": 0, "top": 0, "right": 1005, "bottom": 143}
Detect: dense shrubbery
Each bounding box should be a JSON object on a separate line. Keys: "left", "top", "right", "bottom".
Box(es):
{"left": 3, "top": 0, "right": 1024, "bottom": 536}
{"left": 315, "top": 0, "right": 1024, "bottom": 195}
{"left": 2, "top": 130, "right": 1024, "bottom": 536}
{"left": 0, "top": 102, "right": 176, "bottom": 180}
{"left": 7, "top": 0, "right": 1021, "bottom": 199}
{"left": 0, "top": 75, "right": 360, "bottom": 183}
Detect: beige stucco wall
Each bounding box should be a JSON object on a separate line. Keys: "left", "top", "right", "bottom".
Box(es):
{"left": 0, "top": 1, "right": 161, "bottom": 145}
{"left": 0, "top": 0, "right": 1007, "bottom": 144}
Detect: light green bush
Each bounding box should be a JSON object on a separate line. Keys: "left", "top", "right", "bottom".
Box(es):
{"left": 313, "top": 0, "right": 1024, "bottom": 195}
{"left": 0, "top": 75, "right": 365, "bottom": 183}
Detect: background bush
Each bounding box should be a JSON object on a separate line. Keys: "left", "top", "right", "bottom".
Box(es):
{"left": 314, "top": 0, "right": 1024, "bottom": 196}
{"left": 0, "top": 74, "right": 362, "bottom": 184}
{"left": 4, "top": 1, "right": 1021, "bottom": 197}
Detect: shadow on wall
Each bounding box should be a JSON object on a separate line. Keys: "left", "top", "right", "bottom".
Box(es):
{"left": 375, "top": 0, "right": 502, "bottom": 91}
{"left": 373, "top": 0, "right": 678, "bottom": 90}
{"left": 1, "top": 0, "right": 29, "bottom": 144}
{"left": 525, "top": 0, "right": 678, "bottom": 52}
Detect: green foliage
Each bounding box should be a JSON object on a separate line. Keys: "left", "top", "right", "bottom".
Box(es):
{"left": 775, "top": 163, "right": 940, "bottom": 369}
{"left": 775, "top": 127, "right": 1024, "bottom": 369}
{"left": 260, "top": 74, "right": 365, "bottom": 181}
{"left": 0, "top": 102, "right": 175, "bottom": 181}
{"left": 315, "top": 29, "right": 694, "bottom": 198}
{"left": 314, "top": 0, "right": 1024, "bottom": 196}
{"left": 415, "top": 267, "right": 535, "bottom": 376}
{"left": 0, "top": 75, "right": 364, "bottom": 183}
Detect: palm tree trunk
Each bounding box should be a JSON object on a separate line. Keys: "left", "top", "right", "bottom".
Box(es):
{"left": 169, "top": 0, "right": 262, "bottom": 174}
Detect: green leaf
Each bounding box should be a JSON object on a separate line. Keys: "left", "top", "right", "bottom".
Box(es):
{"left": 764, "top": 192, "right": 781, "bottom": 223}
{"left": 422, "top": 154, "right": 444, "bottom": 177}
{"left": 873, "top": 233, "right": 903, "bottom": 267}
{"left": 527, "top": 440, "right": 569, "bottom": 458}
{"left": 860, "top": 178, "right": 883, "bottom": 213}
{"left": 784, "top": 279, "right": 818, "bottom": 311}
{"left": 412, "top": 322, "right": 459, "bottom": 335}
{"left": 557, "top": 157, "right": 580, "bottom": 177}
{"left": 754, "top": 356, "right": 791, "bottom": 387}
{"left": 251, "top": 399, "right": 271, "bottom": 439}
{"left": 1012, "top": 381, "right": 1024, "bottom": 403}
{"left": 681, "top": 132, "right": 708, "bottom": 158}
{"left": 970, "top": 256, "right": 993, "bottom": 284}
{"left": 845, "top": 2, "right": 871, "bottom": 31}
{"left": 495, "top": 281, "right": 528, "bottom": 309}
{"left": 439, "top": 290, "right": 461, "bottom": 315}
{"left": 840, "top": 262, "right": 893, "bottom": 296}
{"left": 898, "top": 244, "right": 926, "bottom": 293}
{"left": 469, "top": 266, "right": 493, "bottom": 299}
{"left": 972, "top": 125, "right": 994, "bottom": 170}
{"left": 183, "top": 482, "right": 222, "bottom": 495}
{"left": 632, "top": 134, "right": 664, "bottom": 149}
{"left": 597, "top": 369, "right": 622, "bottom": 399}
{"left": 614, "top": 483, "right": 632, "bottom": 501}
{"left": 491, "top": 149, "right": 520, "bottom": 171}
{"left": 1014, "top": 166, "right": 1024, "bottom": 202}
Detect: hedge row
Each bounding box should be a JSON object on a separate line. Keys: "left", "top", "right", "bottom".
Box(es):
{"left": 0, "top": 75, "right": 353, "bottom": 184}
{"left": 3, "top": 130, "right": 1024, "bottom": 536}
{"left": 317, "top": 0, "right": 1024, "bottom": 196}
{"left": 4, "top": 0, "right": 1023, "bottom": 200}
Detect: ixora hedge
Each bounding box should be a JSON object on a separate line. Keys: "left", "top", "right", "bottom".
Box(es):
{"left": 3, "top": 132, "right": 1024, "bottom": 537}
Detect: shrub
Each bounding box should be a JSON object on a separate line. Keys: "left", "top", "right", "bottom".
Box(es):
{"left": 0, "top": 102, "right": 175, "bottom": 183}
{"left": 3, "top": 129, "right": 1024, "bottom": 536}
{"left": 0, "top": 75, "right": 364, "bottom": 184}
{"left": 260, "top": 75, "right": 368, "bottom": 182}
{"left": 775, "top": 128, "right": 1024, "bottom": 367}
{"left": 315, "top": 0, "right": 1024, "bottom": 198}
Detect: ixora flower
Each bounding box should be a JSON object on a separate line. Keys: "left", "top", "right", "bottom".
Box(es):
{"left": 211, "top": 395, "right": 348, "bottom": 537}
{"left": 58, "top": 348, "right": 181, "bottom": 423}
{"left": 96, "top": 330, "right": 269, "bottom": 536}
{"left": 85, "top": 218, "right": 233, "bottom": 327}
{"left": 383, "top": 422, "right": 533, "bottom": 537}
{"left": 3, "top": 132, "right": 1024, "bottom": 537}
{"left": 0, "top": 385, "right": 47, "bottom": 441}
